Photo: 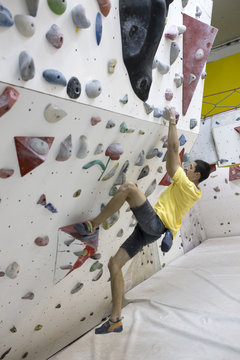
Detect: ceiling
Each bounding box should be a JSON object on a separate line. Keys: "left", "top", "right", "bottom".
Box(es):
{"left": 211, "top": 0, "right": 240, "bottom": 47}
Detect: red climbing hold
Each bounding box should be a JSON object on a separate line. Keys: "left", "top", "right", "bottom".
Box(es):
{"left": 0, "top": 86, "right": 19, "bottom": 117}
{"left": 229, "top": 165, "right": 240, "bottom": 181}
{"left": 234, "top": 126, "right": 240, "bottom": 134}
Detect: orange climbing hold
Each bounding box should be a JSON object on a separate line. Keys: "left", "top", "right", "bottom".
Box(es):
{"left": 97, "top": 0, "right": 111, "bottom": 17}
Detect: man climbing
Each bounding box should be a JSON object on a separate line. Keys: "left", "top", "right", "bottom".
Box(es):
{"left": 75, "top": 107, "right": 211, "bottom": 334}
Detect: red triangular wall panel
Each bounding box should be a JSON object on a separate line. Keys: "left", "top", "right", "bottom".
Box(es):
{"left": 182, "top": 14, "right": 218, "bottom": 115}
{"left": 14, "top": 136, "right": 54, "bottom": 176}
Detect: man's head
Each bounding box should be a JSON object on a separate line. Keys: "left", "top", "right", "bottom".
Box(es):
{"left": 184, "top": 160, "right": 211, "bottom": 185}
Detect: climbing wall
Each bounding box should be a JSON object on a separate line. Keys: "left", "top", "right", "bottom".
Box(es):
{"left": 0, "top": 0, "right": 214, "bottom": 359}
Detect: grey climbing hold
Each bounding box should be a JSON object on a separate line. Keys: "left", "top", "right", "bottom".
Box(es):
{"left": 201, "top": 71, "right": 207, "bottom": 79}
{"left": 67, "top": 77, "right": 81, "bottom": 99}
{"left": 189, "top": 73, "right": 196, "bottom": 85}
{"left": 43, "top": 69, "right": 67, "bottom": 86}
{"left": 108, "top": 59, "right": 117, "bottom": 74}
{"left": 152, "top": 56, "right": 158, "bottom": 69}
{"left": 15, "top": 15, "right": 35, "bottom": 37}
{"left": 44, "top": 103, "right": 67, "bottom": 123}
{"left": 181, "top": 0, "right": 189, "bottom": 7}
{"left": 146, "top": 148, "right": 159, "bottom": 159}
{"left": 102, "top": 163, "right": 119, "bottom": 181}
{"left": 77, "top": 135, "right": 88, "bottom": 159}
{"left": 170, "top": 42, "right": 180, "bottom": 65}
{"left": 46, "top": 24, "right": 64, "bottom": 49}
{"left": 143, "top": 102, "right": 154, "bottom": 114}
{"left": 0, "top": 4, "right": 14, "bottom": 26}
{"left": 117, "top": 229, "right": 124, "bottom": 237}
{"left": 72, "top": 4, "right": 90, "bottom": 29}
{"left": 91, "top": 116, "right": 101, "bottom": 126}
{"left": 5, "top": 262, "right": 20, "bottom": 279}
{"left": 114, "top": 160, "right": 129, "bottom": 185}
{"left": 85, "top": 80, "right": 102, "bottom": 98}
{"left": 157, "top": 166, "right": 163, "bottom": 173}
{"left": 157, "top": 60, "right": 170, "bottom": 75}
{"left": 177, "top": 25, "right": 186, "bottom": 35}
{"left": 92, "top": 268, "right": 103, "bottom": 281}
{"left": 71, "top": 283, "right": 83, "bottom": 294}
{"left": 145, "top": 179, "right": 157, "bottom": 197}
{"left": 153, "top": 108, "right": 163, "bottom": 118}
{"left": 19, "top": 51, "right": 35, "bottom": 81}
{"left": 106, "top": 119, "right": 115, "bottom": 128}
{"left": 183, "top": 153, "right": 190, "bottom": 163}
{"left": 135, "top": 150, "right": 145, "bottom": 166}
{"left": 129, "top": 215, "right": 137, "bottom": 227}
{"left": 90, "top": 253, "right": 102, "bottom": 260}
{"left": 120, "top": 94, "right": 128, "bottom": 104}
{"left": 26, "top": 0, "right": 39, "bottom": 17}
{"left": 94, "top": 143, "right": 104, "bottom": 155}
{"left": 137, "top": 165, "right": 149, "bottom": 180}
{"left": 29, "top": 138, "right": 49, "bottom": 155}
{"left": 174, "top": 73, "right": 183, "bottom": 88}
{"left": 190, "top": 118, "right": 197, "bottom": 129}
{"left": 56, "top": 134, "right": 72, "bottom": 161}
{"left": 120, "top": 122, "right": 128, "bottom": 133}
{"left": 195, "top": 6, "right": 202, "bottom": 18}
{"left": 102, "top": 209, "right": 120, "bottom": 230}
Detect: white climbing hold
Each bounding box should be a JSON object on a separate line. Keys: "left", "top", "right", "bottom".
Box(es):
{"left": 85, "top": 80, "right": 102, "bottom": 98}
{"left": 177, "top": 25, "right": 186, "bottom": 34}
{"left": 165, "top": 25, "right": 179, "bottom": 40}
{"left": 195, "top": 48, "right": 204, "bottom": 61}
{"left": 94, "top": 143, "right": 104, "bottom": 155}
{"left": 120, "top": 94, "right": 128, "bottom": 104}
{"left": 174, "top": 73, "right": 184, "bottom": 88}
{"left": 145, "top": 179, "right": 157, "bottom": 197}
{"left": 152, "top": 56, "right": 158, "bottom": 69}
{"left": 102, "top": 163, "right": 119, "bottom": 181}
{"left": 189, "top": 73, "right": 196, "bottom": 85}
{"left": 201, "top": 71, "right": 207, "bottom": 79}
{"left": 6, "top": 262, "right": 20, "bottom": 279}
{"left": 15, "top": 14, "right": 35, "bottom": 37}
{"left": 77, "top": 135, "right": 88, "bottom": 159}
{"left": 143, "top": 102, "right": 154, "bottom": 114}
{"left": 106, "top": 119, "right": 115, "bottom": 128}
{"left": 44, "top": 103, "right": 67, "bottom": 123}
{"left": 29, "top": 138, "right": 49, "bottom": 155}
{"left": 157, "top": 60, "right": 170, "bottom": 75}
{"left": 56, "top": 134, "right": 72, "bottom": 161}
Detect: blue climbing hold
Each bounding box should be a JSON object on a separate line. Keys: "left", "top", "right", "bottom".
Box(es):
{"left": 153, "top": 108, "right": 163, "bottom": 118}
{"left": 161, "top": 230, "right": 173, "bottom": 253}
{"left": 0, "top": 4, "right": 14, "bottom": 27}
{"left": 44, "top": 203, "right": 58, "bottom": 213}
{"left": 157, "top": 151, "right": 163, "bottom": 158}
{"left": 179, "top": 134, "right": 186, "bottom": 146}
{"left": 216, "top": 121, "right": 220, "bottom": 125}
{"left": 95, "top": 12, "right": 102, "bottom": 45}
{"left": 42, "top": 69, "right": 67, "bottom": 86}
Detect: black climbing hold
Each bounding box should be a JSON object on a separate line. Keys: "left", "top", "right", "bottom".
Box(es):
{"left": 67, "top": 77, "right": 81, "bottom": 99}
{"left": 119, "top": 0, "right": 174, "bottom": 101}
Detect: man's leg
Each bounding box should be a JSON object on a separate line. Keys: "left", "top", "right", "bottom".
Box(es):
{"left": 92, "top": 182, "right": 146, "bottom": 228}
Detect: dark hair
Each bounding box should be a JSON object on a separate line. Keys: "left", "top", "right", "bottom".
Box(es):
{"left": 194, "top": 160, "right": 211, "bottom": 183}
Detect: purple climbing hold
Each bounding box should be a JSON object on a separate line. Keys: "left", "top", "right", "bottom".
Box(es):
{"left": 34, "top": 236, "right": 49, "bottom": 246}
{"left": 46, "top": 24, "right": 64, "bottom": 49}
{"left": 179, "top": 134, "right": 186, "bottom": 146}
{"left": 43, "top": 69, "right": 67, "bottom": 86}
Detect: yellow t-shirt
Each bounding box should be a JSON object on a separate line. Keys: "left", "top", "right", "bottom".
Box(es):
{"left": 153, "top": 167, "right": 202, "bottom": 239}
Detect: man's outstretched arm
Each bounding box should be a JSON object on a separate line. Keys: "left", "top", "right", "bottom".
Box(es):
{"left": 166, "top": 107, "right": 181, "bottom": 178}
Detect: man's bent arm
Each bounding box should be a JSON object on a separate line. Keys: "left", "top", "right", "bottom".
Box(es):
{"left": 166, "top": 107, "right": 181, "bottom": 178}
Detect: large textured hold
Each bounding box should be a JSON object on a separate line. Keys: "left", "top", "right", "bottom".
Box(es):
{"left": 19, "top": 51, "right": 35, "bottom": 81}
{"left": 5, "top": 262, "right": 20, "bottom": 279}
{"left": 119, "top": 0, "right": 174, "bottom": 101}
{"left": 77, "top": 135, "right": 88, "bottom": 159}
{"left": 0, "top": 4, "right": 14, "bottom": 26}
{"left": 15, "top": 15, "right": 36, "bottom": 37}
{"left": 97, "top": 0, "right": 111, "bottom": 17}
{"left": 42, "top": 69, "right": 67, "bottom": 86}
{"left": 182, "top": 14, "right": 218, "bottom": 115}
{"left": 85, "top": 80, "right": 102, "bottom": 98}
{"left": 44, "top": 103, "right": 67, "bottom": 123}
{"left": 96, "top": 12, "right": 102, "bottom": 45}
{"left": 14, "top": 136, "right": 54, "bottom": 176}
{"left": 0, "top": 86, "right": 19, "bottom": 117}
{"left": 0, "top": 169, "right": 14, "bottom": 178}
{"left": 46, "top": 24, "right": 64, "bottom": 49}
{"left": 105, "top": 143, "right": 124, "bottom": 160}
{"left": 67, "top": 77, "right": 81, "bottom": 99}
{"left": 26, "top": 0, "right": 39, "bottom": 16}
{"left": 56, "top": 134, "right": 72, "bottom": 161}
{"left": 72, "top": 4, "right": 90, "bottom": 28}
{"left": 47, "top": 0, "right": 67, "bottom": 15}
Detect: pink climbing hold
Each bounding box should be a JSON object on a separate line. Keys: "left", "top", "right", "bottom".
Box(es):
{"left": 0, "top": 86, "right": 19, "bottom": 117}
{"left": 165, "top": 89, "right": 173, "bottom": 101}
{"left": 91, "top": 116, "right": 102, "bottom": 126}
{"left": 34, "top": 236, "right": 49, "bottom": 246}
{"left": 105, "top": 143, "right": 124, "bottom": 160}
{"left": 97, "top": 0, "right": 111, "bottom": 17}
{"left": 0, "top": 169, "right": 14, "bottom": 178}
{"left": 234, "top": 126, "right": 240, "bottom": 134}
{"left": 165, "top": 25, "right": 179, "bottom": 40}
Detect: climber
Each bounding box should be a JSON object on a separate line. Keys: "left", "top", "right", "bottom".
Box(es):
{"left": 74, "top": 106, "right": 211, "bottom": 334}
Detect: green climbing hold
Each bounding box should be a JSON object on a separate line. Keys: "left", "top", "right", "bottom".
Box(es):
{"left": 47, "top": 0, "right": 67, "bottom": 15}
{"left": 82, "top": 160, "right": 105, "bottom": 171}
{"left": 90, "top": 261, "right": 103, "bottom": 272}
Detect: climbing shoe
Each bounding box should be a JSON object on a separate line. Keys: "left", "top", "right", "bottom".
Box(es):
{"left": 74, "top": 221, "right": 94, "bottom": 236}
{"left": 161, "top": 229, "right": 173, "bottom": 253}
{"left": 95, "top": 318, "right": 123, "bottom": 334}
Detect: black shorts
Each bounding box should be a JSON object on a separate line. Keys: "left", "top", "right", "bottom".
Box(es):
{"left": 120, "top": 199, "right": 167, "bottom": 258}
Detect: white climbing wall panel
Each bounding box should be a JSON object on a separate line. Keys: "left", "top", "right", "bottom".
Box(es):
{"left": 0, "top": 0, "right": 214, "bottom": 359}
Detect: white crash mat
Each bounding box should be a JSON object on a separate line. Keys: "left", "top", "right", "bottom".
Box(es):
{"left": 52, "top": 237, "right": 240, "bottom": 360}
